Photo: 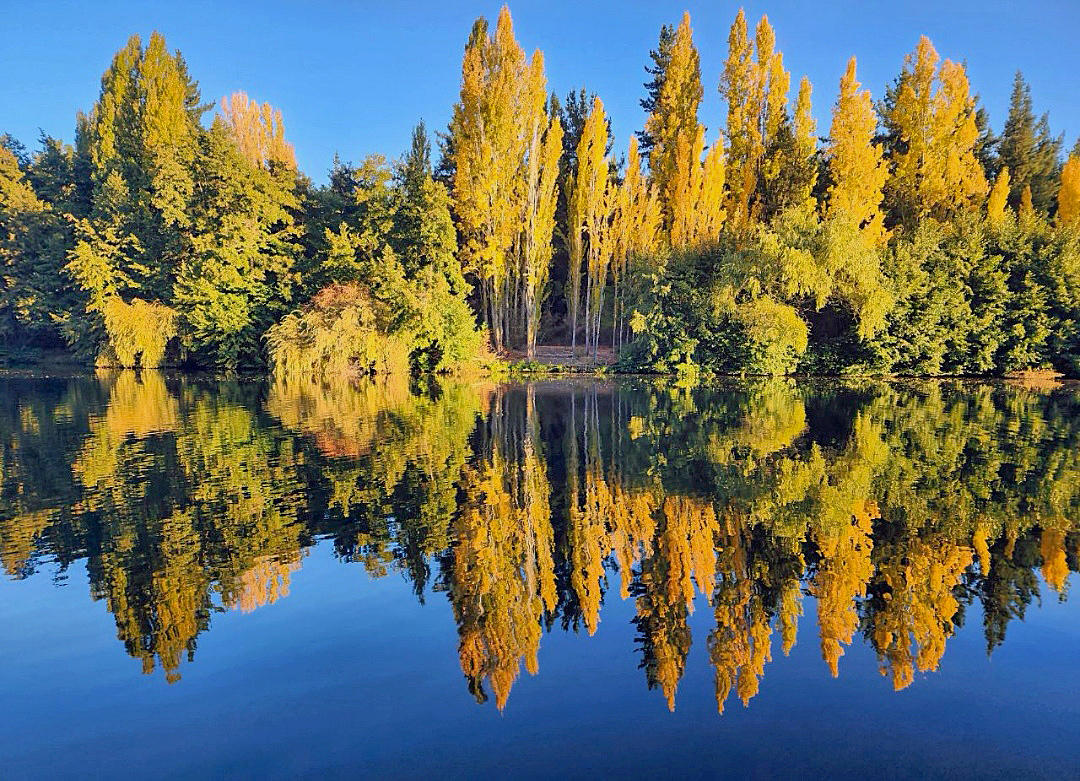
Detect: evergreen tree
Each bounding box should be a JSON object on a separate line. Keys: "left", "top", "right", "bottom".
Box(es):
{"left": 999, "top": 72, "right": 1063, "bottom": 214}
{"left": 638, "top": 23, "right": 675, "bottom": 159}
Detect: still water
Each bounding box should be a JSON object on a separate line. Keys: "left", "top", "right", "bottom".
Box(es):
{"left": 1, "top": 371, "right": 1079, "bottom": 779}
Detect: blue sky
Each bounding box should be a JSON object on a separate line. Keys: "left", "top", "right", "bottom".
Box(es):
{"left": 2, "top": 1, "right": 1078, "bottom": 181}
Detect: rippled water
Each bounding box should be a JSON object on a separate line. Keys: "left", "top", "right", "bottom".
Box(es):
{"left": 2, "top": 371, "right": 1080, "bottom": 779}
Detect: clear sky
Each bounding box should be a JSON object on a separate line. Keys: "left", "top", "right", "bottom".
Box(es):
{"left": 2, "top": 0, "right": 1078, "bottom": 181}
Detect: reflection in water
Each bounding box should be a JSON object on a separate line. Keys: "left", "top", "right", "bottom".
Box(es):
{"left": 1, "top": 372, "right": 1079, "bottom": 710}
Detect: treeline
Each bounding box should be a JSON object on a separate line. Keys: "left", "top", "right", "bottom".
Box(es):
{"left": 1, "top": 9, "right": 1079, "bottom": 375}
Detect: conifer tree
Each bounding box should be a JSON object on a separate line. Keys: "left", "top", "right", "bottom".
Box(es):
{"left": 638, "top": 24, "right": 675, "bottom": 160}
{"left": 66, "top": 32, "right": 207, "bottom": 363}
{"left": 0, "top": 145, "right": 72, "bottom": 344}
{"left": 999, "top": 72, "right": 1063, "bottom": 214}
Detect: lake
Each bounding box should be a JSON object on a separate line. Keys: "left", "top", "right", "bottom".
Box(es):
{"left": 1, "top": 372, "right": 1079, "bottom": 779}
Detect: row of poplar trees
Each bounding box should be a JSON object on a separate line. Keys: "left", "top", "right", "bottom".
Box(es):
{"left": 1, "top": 8, "right": 1079, "bottom": 372}
{"left": 443, "top": 7, "right": 1080, "bottom": 372}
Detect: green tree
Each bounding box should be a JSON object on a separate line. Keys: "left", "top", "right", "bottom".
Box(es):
{"left": 998, "top": 72, "right": 1063, "bottom": 215}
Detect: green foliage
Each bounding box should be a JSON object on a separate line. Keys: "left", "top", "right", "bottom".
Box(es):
{"left": 0, "top": 144, "right": 74, "bottom": 346}
{"left": 867, "top": 214, "right": 1080, "bottom": 376}
{"left": 621, "top": 206, "right": 890, "bottom": 376}
{"left": 2, "top": 25, "right": 1080, "bottom": 380}
{"left": 275, "top": 147, "right": 486, "bottom": 380}
{"left": 175, "top": 119, "right": 299, "bottom": 368}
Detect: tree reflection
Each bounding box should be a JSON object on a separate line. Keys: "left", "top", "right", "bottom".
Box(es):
{"left": 0, "top": 373, "right": 1078, "bottom": 708}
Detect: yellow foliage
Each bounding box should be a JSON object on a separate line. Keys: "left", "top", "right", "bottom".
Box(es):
{"left": 987, "top": 167, "right": 1011, "bottom": 226}
{"left": 98, "top": 296, "right": 177, "bottom": 368}
{"left": 1058, "top": 155, "right": 1080, "bottom": 227}
{"left": 887, "top": 37, "right": 987, "bottom": 221}
{"left": 827, "top": 57, "right": 888, "bottom": 245}
{"left": 219, "top": 90, "right": 296, "bottom": 168}
{"left": 643, "top": 12, "right": 703, "bottom": 236}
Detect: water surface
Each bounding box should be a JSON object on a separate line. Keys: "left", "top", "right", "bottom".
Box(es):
{"left": 2, "top": 372, "right": 1079, "bottom": 779}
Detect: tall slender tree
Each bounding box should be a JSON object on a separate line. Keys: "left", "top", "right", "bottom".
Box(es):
{"left": 642, "top": 12, "right": 703, "bottom": 238}
{"left": 826, "top": 57, "right": 887, "bottom": 244}
{"left": 448, "top": 7, "right": 560, "bottom": 354}
{"left": 998, "top": 72, "right": 1063, "bottom": 214}
{"left": 1059, "top": 155, "right": 1080, "bottom": 228}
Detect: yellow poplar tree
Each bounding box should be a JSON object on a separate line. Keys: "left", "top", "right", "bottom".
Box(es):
{"left": 721, "top": 12, "right": 803, "bottom": 228}
{"left": 826, "top": 57, "right": 887, "bottom": 244}
{"left": 520, "top": 53, "right": 563, "bottom": 358}
{"left": 448, "top": 7, "right": 560, "bottom": 353}
{"left": 580, "top": 98, "right": 615, "bottom": 359}
{"left": 721, "top": 9, "right": 758, "bottom": 229}
{"left": 1058, "top": 155, "right": 1080, "bottom": 227}
{"left": 757, "top": 17, "right": 790, "bottom": 197}
{"left": 791, "top": 76, "right": 818, "bottom": 205}
{"left": 1019, "top": 183, "right": 1035, "bottom": 221}
{"left": 567, "top": 98, "right": 612, "bottom": 357}
{"left": 642, "top": 12, "right": 703, "bottom": 237}
{"left": 670, "top": 126, "right": 705, "bottom": 247}
{"left": 886, "top": 36, "right": 987, "bottom": 222}
{"left": 670, "top": 130, "right": 726, "bottom": 248}
{"left": 610, "top": 137, "right": 661, "bottom": 348}
{"left": 698, "top": 136, "right": 728, "bottom": 239}
{"left": 987, "top": 167, "right": 1011, "bottom": 226}
{"left": 219, "top": 91, "right": 296, "bottom": 169}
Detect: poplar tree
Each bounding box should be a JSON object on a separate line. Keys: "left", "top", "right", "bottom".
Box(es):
{"left": 720, "top": 9, "right": 759, "bottom": 230}
{"left": 826, "top": 58, "right": 887, "bottom": 244}
{"left": 670, "top": 129, "right": 726, "bottom": 248}
{"left": 448, "top": 7, "right": 560, "bottom": 353}
{"left": 882, "top": 37, "right": 987, "bottom": 225}
{"left": 568, "top": 97, "right": 612, "bottom": 358}
{"left": 521, "top": 90, "right": 563, "bottom": 358}
{"left": 610, "top": 137, "right": 660, "bottom": 348}
{"left": 1059, "top": 155, "right": 1080, "bottom": 228}
{"left": 220, "top": 91, "right": 296, "bottom": 170}
{"left": 987, "top": 167, "right": 1011, "bottom": 226}
{"left": 720, "top": 12, "right": 809, "bottom": 226}
{"left": 641, "top": 12, "right": 703, "bottom": 237}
